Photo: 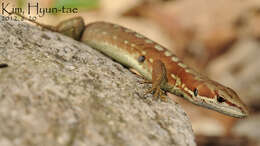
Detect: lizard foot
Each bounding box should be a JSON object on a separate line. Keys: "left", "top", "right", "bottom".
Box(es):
{"left": 144, "top": 86, "right": 167, "bottom": 102}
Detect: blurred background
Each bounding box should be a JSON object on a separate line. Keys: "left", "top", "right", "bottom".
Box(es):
{"left": 3, "top": 0, "right": 260, "bottom": 145}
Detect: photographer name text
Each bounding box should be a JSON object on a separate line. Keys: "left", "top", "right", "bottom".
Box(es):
{"left": 1, "top": 2, "right": 78, "bottom": 17}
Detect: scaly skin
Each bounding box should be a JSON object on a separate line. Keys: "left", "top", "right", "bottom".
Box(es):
{"left": 80, "top": 22, "right": 249, "bottom": 118}
{"left": 24, "top": 16, "right": 248, "bottom": 118}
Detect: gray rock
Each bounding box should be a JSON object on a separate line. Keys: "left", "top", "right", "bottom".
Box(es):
{"left": 0, "top": 16, "right": 195, "bottom": 146}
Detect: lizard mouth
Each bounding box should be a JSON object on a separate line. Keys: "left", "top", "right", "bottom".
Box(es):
{"left": 193, "top": 99, "right": 248, "bottom": 118}
{"left": 218, "top": 107, "right": 248, "bottom": 118}
{"left": 211, "top": 104, "right": 248, "bottom": 118}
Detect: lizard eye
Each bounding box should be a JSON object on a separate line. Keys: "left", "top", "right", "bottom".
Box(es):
{"left": 217, "top": 95, "right": 225, "bottom": 103}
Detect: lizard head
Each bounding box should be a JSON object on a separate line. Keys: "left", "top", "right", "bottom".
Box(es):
{"left": 192, "top": 80, "right": 249, "bottom": 118}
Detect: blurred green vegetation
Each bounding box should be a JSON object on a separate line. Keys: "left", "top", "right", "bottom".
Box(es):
{"left": 53, "top": 0, "right": 100, "bottom": 11}
{"left": 15, "top": 0, "right": 100, "bottom": 11}
{"left": 16, "top": 0, "right": 26, "bottom": 8}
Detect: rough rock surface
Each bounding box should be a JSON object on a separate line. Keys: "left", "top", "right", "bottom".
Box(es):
{"left": 0, "top": 18, "right": 195, "bottom": 146}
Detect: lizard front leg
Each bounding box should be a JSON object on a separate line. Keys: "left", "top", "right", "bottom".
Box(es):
{"left": 145, "top": 60, "right": 168, "bottom": 101}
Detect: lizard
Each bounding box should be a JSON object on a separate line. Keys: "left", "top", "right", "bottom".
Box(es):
{"left": 14, "top": 15, "right": 249, "bottom": 118}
